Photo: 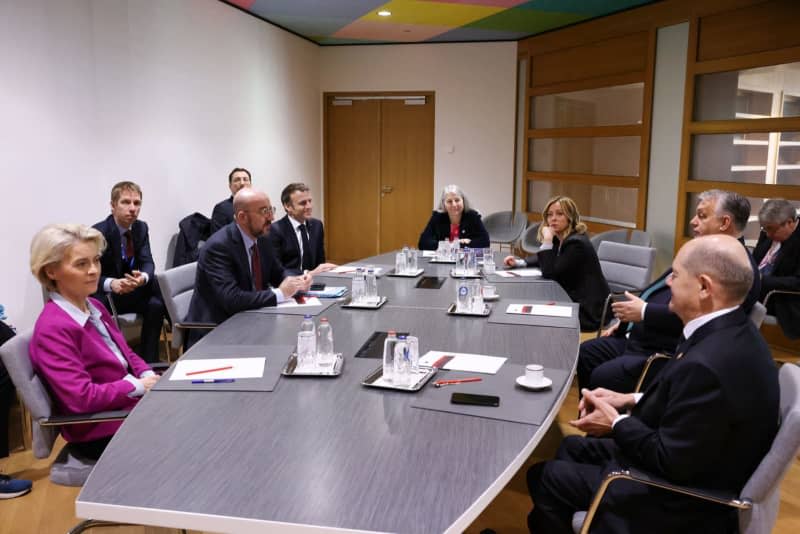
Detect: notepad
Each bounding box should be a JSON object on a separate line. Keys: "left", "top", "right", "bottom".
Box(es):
{"left": 506, "top": 303, "right": 572, "bottom": 317}
{"left": 169, "top": 357, "right": 266, "bottom": 381}
{"left": 331, "top": 265, "right": 384, "bottom": 275}
{"left": 418, "top": 351, "right": 507, "bottom": 375}
{"left": 421, "top": 250, "right": 437, "bottom": 257}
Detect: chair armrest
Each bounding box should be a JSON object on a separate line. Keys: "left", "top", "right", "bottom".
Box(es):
{"left": 579, "top": 468, "right": 750, "bottom": 534}
{"left": 174, "top": 322, "right": 217, "bottom": 330}
{"left": 39, "top": 409, "right": 129, "bottom": 427}
{"left": 597, "top": 290, "right": 644, "bottom": 338}
{"left": 633, "top": 353, "right": 672, "bottom": 393}
{"left": 763, "top": 289, "right": 800, "bottom": 308}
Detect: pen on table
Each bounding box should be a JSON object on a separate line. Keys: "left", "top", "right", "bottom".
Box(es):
{"left": 191, "top": 379, "right": 236, "bottom": 384}
{"left": 185, "top": 365, "right": 234, "bottom": 376}
{"left": 433, "top": 377, "right": 483, "bottom": 388}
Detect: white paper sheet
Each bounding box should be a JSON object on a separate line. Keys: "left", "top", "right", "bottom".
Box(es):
{"left": 331, "top": 265, "right": 384, "bottom": 275}
{"left": 421, "top": 250, "right": 437, "bottom": 257}
{"left": 277, "top": 296, "right": 322, "bottom": 308}
{"left": 169, "top": 357, "right": 266, "bottom": 381}
{"left": 418, "top": 350, "right": 507, "bottom": 375}
{"left": 513, "top": 268, "right": 542, "bottom": 277}
{"left": 506, "top": 303, "right": 572, "bottom": 317}
{"left": 493, "top": 271, "right": 515, "bottom": 278}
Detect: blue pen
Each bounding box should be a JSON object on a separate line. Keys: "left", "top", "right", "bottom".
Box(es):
{"left": 191, "top": 379, "right": 236, "bottom": 384}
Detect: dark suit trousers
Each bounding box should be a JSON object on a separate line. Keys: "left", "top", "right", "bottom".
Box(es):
{"left": 98, "top": 285, "right": 165, "bottom": 363}
{"left": 0, "top": 366, "right": 12, "bottom": 458}
{"left": 577, "top": 336, "right": 653, "bottom": 393}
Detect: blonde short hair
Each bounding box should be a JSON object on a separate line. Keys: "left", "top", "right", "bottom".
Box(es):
{"left": 30, "top": 224, "right": 106, "bottom": 291}
{"left": 538, "top": 196, "right": 587, "bottom": 242}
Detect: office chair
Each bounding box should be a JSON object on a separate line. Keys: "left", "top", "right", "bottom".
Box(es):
{"left": 589, "top": 229, "right": 629, "bottom": 252}
{"left": 628, "top": 229, "right": 652, "bottom": 247}
{"left": 520, "top": 222, "right": 542, "bottom": 255}
{"left": 596, "top": 242, "right": 657, "bottom": 332}
{"left": 0, "top": 331, "right": 139, "bottom": 533}
{"left": 573, "top": 362, "right": 800, "bottom": 534}
{"left": 156, "top": 262, "right": 215, "bottom": 360}
{"left": 482, "top": 211, "right": 528, "bottom": 251}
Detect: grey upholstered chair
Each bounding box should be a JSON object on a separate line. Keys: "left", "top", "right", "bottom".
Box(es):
{"left": 482, "top": 211, "right": 528, "bottom": 251}
{"left": 0, "top": 331, "right": 128, "bottom": 487}
{"left": 520, "top": 222, "right": 542, "bottom": 255}
{"left": 573, "top": 362, "right": 800, "bottom": 534}
{"left": 156, "top": 262, "right": 215, "bottom": 360}
{"left": 589, "top": 229, "right": 629, "bottom": 252}
{"left": 595, "top": 241, "right": 656, "bottom": 332}
{"left": 628, "top": 229, "right": 652, "bottom": 247}
{"left": 164, "top": 232, "right": 179, "bottom": 270}
{"left": 761, "top": 289, "right": 800, "bottom": 338}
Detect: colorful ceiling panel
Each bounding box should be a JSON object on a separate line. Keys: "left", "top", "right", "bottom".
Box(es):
{"left": 223, "top": 0, "right": 660, "bottom": 45}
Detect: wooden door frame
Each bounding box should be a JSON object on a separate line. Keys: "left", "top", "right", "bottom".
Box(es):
{"left": 323, "top": 91, "right": 436, "bottom": 254}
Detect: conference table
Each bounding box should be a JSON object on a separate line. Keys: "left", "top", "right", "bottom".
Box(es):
{"left": 76, "top": 251, "right": 580, "bottom": 533}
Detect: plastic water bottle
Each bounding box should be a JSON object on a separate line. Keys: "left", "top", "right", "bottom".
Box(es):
{"left": 317, "top": 317, "right": 334, "bottom": 366}
{"left": 352, "top": 267, "right": 366, "bottom": 303}
{"left": 365, "top": 267, "right": 378, "bottom": 304}
{"left": 393, "top": 335, "right": 411, "bottom": 387}
{"left": 456, "top": 277, "right": 470, "bottom": 312}
{"left": 382, "top": 330, "right": 398, "bottom": 383}
{"left": 297, "top": 315, "right": 316, "bottom": 368}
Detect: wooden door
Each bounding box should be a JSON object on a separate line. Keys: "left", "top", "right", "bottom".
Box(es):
{"left": 324, "top": 93, "right": 435, "bottom": 262}
{"left": 379, "top": 98, "right": 435, "bottom": 252}
{"left": 325, "top": 98, "right": 381, "bottom": 263}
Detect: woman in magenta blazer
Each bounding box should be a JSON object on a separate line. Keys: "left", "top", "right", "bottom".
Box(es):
{"left": 29, "top": 224, "right": 158, "bottom": 459}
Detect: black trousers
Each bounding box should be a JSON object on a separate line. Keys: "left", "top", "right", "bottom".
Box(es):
{"left": 70, "top": 436, "right": 113, "bottom": 461}
{"left": 98, "top": 284, "right": 165, "bottom": 363}
{"left": 0, "top": 321, "right": 16, "bottom": 459}
{"left": 527, "top": 436, "right": 736, "bottom": 534}
{"left": 576, "top": 336, "right": 650, "bottom": 393}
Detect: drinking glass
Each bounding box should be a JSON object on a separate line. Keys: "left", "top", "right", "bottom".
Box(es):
{"left": 297, "top": 331, "right": 316, "bottom": 369}
{"left": 395, "top": 251, "right": 407, "bottom": 275}
{"left": 407, "top": 249, "right": 418, "bottom": 272}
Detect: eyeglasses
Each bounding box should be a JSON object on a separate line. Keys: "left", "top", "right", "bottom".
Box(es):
{"left": 253, "top": 206, "right": 276, "bottom": 216}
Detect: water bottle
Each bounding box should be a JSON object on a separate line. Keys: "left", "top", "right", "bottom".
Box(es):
{"left": 456, "top": 277, "right": 470, "bottom": 312}
{"left": 317, "top": 317, "right": 334, "bottom": 366}
{"left": 383, "top": 330, "right": 399, "bottom": 383}
{"left": 395, "top": 251, "right": 407, "bottom": 275}
{"left": 297, "top": 314, "right": 316, "bottom": 368}
{"left": 483, "top": 253, "right": 496, "bottom": 274}
{"left": 352, "top": 267, "right": 366, "bottom": 303}
{"left": 393, "top": 335, "right": 411, "bottom": 387}
{"left": 365, "top": 267, "right": 378, "bottom": 304}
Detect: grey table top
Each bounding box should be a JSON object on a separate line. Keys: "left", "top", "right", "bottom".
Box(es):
{"left": 76, "top": 251, "right": 579, "bottom": 534}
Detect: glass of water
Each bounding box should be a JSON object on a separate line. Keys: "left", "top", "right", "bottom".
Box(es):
{"left": 395, "top": 251, "right": 407, "bottom": 275}
{"left": 437, "top": 240, "right": 449, "bottom": 259}
{"left": 456, "top": 278, "right": 470, "bottom": 312}
{"left": 297, "top": 331, "right": 316, "bottom": 369}
{"left": 470, "top": 279, "right": 484, "bottom": 313}
{"left": 407, "top": 248, "right": 418, "bottom": 272}
{"left": 455, "top": 249, "right": 466, "bottom": 275}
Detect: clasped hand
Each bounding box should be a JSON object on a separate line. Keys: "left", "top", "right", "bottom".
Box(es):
{"left": 279, "top": 273, "right": 312, "bottom": 296}
{"left": 569, "top": 388, "right": 634, "bottom": 436}
{"left": 112, "top": 270, "right": 146, "bottom": 294}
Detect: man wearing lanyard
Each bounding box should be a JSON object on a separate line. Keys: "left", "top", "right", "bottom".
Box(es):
{"left": 93, "top": 181, "right": 166, "bottom": 363}
{"left": 753, "top": 198, "right": 800, "bottom": 338}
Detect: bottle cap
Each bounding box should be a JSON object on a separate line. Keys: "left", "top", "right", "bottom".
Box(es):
{"left": 320, "top": 317, "right": 329, "bottom": 323}
{"left": 303, "top": 314, "right": 312, "bottom": 319}
{"left": 387, "top": 329, "right": 396, "bottom": 335}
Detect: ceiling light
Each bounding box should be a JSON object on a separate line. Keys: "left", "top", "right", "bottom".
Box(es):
{"left": 377, "top": 10, "right": 391, "bottom": 17}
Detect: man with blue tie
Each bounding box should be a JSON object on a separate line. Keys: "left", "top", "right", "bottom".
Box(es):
{"left": 577, "top": 189, "right": 760, "bottom": 393}
{"left": 93, "top": 181, "right": 166, "bottom": 363}
{"left": 186, "top": 188, "right": 311, "bottom": 348}
{"left": 268, "top": 183, "right": 337, "bottom": 275}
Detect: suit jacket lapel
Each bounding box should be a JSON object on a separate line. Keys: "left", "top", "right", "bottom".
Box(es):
{"left": 228, "top": 225, "right": 251, "bottom": 287}
{"left": 106, "top": 215, "right": 124, "bottom": 275}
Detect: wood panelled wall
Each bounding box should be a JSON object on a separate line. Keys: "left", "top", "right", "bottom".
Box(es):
{"left": 518, "top": 0, "right": 800, "bottom": 245}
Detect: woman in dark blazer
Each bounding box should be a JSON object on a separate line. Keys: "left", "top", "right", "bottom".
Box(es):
{"left": 418, "top": 185, "right": 490, "bottom": 250}
{"left": 504, "top": 196, "right": 609, "bottom": 331}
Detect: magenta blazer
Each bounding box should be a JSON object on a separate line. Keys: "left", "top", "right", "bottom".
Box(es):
{"left": 30, "top": 297, "right": 152, "bottom": 443}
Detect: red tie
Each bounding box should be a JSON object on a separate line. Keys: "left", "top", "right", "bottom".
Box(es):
{"left": 251, "top": 244, "right": 263, "bottom": 291}
{"left": 124, "top": 230, "right": 134, "bottom": 260}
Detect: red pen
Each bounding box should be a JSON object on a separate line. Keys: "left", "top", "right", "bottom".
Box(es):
{"left": 186, "top": 365, "right": 233, "bottom": 376}
{"left": 433, "top": 377, "right": 483, "bottom": 388}
{"left": 295, "top": 295, "right": 306, "bottom": 304}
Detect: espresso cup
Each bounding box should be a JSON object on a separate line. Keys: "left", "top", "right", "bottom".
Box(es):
{"left": 525, "top": 364, "right": 544, "bottom": 385}
{"left": 482, "top": 285, "right": 497, "bottom": 298}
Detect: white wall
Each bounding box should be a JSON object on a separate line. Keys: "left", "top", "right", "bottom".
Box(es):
{"left": 646, "top": 22, "right": 689, "bottom": 274}
{"left": 0, "top": 0, "right": 320, "bottom": 329}
{"left": 319, "top": 42, "right": 517, "bottom": 215}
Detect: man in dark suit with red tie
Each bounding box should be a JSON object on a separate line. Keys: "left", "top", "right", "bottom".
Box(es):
{"left": 527, "top": 235, "right": 779, "bottom": 533}
{"left": 186, "top": 188, "right": 311, "bottom": 347}
{"left": 268, "top": 182, "right": 337, "bottom": 275}
{"left": 93, "top": 181, "right": 166, "bottom": 362}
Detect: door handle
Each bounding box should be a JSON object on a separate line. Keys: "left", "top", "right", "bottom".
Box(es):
{"left": 381, "top": 185, "right": 394, "bottom": 194}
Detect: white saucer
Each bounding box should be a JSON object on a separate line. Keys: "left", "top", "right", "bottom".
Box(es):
{"left": 516, "top": 375, "right": 552, "bottom": 391}
{"left": 483, "top": 294, "right": 500, "bottom": 301}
